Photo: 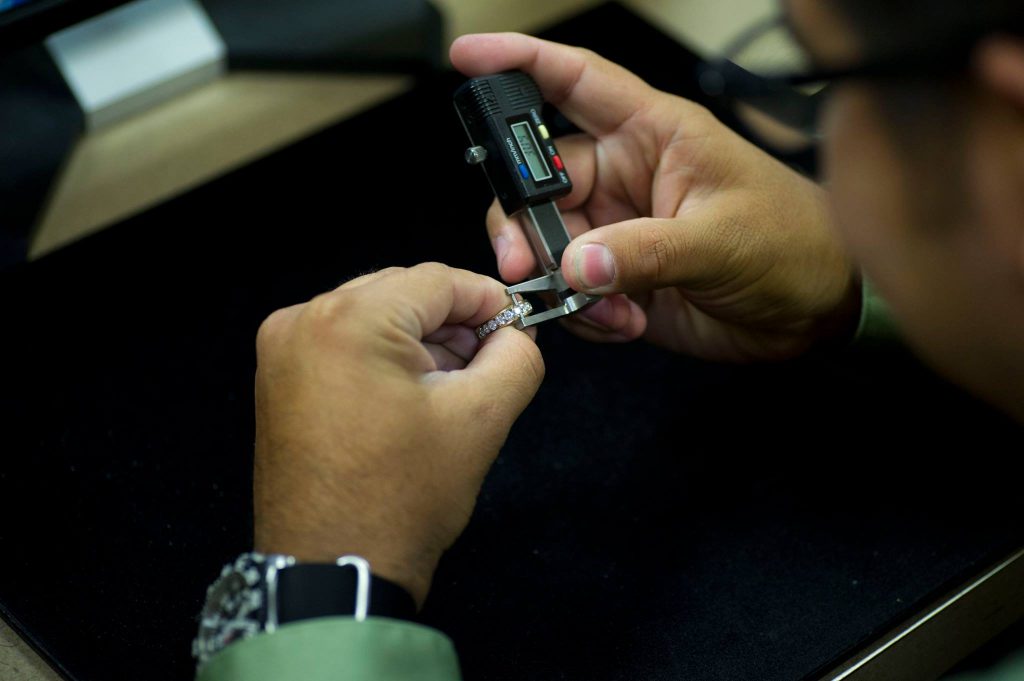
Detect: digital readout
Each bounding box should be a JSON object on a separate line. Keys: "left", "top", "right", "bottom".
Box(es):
{"left": 511, "top": 121, "right": 552, "bottom": 182}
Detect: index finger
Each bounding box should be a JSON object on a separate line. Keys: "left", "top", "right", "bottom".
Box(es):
{"left": 344, "top": 262, "right": 516, "bottom": 340}
{"left": 449, "top": 32, "right": 654, "bottom": 137}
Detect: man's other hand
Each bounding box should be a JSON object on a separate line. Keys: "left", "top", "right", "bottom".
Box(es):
{"left": 451, "top": 33, "right": 861, "bottom": 362}
{"left": 253, "top": 263, "right": 544, "bottom": 607}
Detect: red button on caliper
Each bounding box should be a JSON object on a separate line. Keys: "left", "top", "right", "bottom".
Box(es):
{"left": 552, "top": 155, "right": 564, "bottom": 170}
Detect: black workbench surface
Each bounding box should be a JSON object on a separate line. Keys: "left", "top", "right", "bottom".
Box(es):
{"left": 1, "top": 4, "right": 1021, "bottom": 681}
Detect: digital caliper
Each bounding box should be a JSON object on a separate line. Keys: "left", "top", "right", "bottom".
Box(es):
{"left": 454, "top": 71, "right": 600, "bottom": 336}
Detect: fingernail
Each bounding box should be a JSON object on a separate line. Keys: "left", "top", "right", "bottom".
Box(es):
{"left": 495, "top": 234, "right": 510, "bottom": 270}
{"left": 575, "top": 243, "right": 615, "bottom": 290}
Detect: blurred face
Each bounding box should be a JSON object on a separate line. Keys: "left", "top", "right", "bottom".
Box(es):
{"left": 787, "top": 0, "right": 1024, "bottom": 419}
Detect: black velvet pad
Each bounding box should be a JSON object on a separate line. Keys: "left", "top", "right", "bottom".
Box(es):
{"left": 0, "top": 4, "right": 1021, "bottom": 681}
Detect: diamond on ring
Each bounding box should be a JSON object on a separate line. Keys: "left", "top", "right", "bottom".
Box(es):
{"left": 476, "top": 297, "right": 533, "bottom": 339}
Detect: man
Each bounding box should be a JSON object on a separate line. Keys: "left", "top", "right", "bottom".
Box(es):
{"left": 193, "top": 1, "right": 1024, "bottom": 678}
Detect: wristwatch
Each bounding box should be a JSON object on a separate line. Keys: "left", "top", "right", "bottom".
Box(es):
{"left": 192, "top": 552, "right": 416, "bottom": 668}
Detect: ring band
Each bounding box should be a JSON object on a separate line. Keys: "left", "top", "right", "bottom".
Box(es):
{"left": 476, "top": 295, "right": 533, "bottom": 339}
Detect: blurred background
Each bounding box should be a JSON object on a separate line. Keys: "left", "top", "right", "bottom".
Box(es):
{"left": 0, "top": 0, "right": 775, "bottom": 268}
{"left": 3, "top": 3, "right": 1020, "bottom": 681}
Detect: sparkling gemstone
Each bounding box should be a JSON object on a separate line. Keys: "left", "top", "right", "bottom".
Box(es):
{"left": 488, "top": 320, "right": 498, "bottom": 331}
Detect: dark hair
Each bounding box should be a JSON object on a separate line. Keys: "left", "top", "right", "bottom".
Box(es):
{"left": 823, "top": 1, "right": 1024, "bottom": 230}
{"left": 830, "top": 0, "right": 1024, "bottom": 61}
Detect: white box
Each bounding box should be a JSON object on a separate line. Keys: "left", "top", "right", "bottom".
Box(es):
{"left": 47, "top": 0, "right": 227, "bottom": 130}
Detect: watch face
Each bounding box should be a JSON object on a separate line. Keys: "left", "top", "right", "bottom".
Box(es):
{"left": 193, "top": 554, "right": 273, "bottom": 668}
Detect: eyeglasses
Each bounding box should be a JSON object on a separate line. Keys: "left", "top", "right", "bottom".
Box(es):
{"left": 697, "top": 15, "right": 981, "bottom": 137}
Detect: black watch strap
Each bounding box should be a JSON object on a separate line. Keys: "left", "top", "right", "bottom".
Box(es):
{"left": 275, "top": 563, "right": 416, "bottom": 624}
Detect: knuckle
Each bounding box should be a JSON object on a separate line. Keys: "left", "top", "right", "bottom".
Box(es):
{"left": 255, "top": 308, "right": 292, "bottom": 354}
{"left": 306, "top": 291, "right": 343, "bottom": 320}
{"left": 370, "top": 266, "right": 405, "bottom": 280}
{"left": 336, "top": 266, "right": 405, "bottom": 292}
{"left": 573, "top": 46, "right": 602, "bottom": 76}
{"left": 677, "top": 96, "right": 714, "bottom": 123}
{"left": 415, "top": 261, "right": 450, "bottom": 277}
{"left": 411, "top": 261, "right": 452, "bottom": 287}
{"left": 573, "top": 46, "right": 600, "bottom": 65}
{"left": 552, "top": 48, "right": 591, "bottom": 104}
{"left": 304, "top": 292, "right": 358, "bottom": 340}
{"left": 634, "top": 223, "right": 678, "bottom": 285}
{"left": 657, "top": 92, "right": 713, "bottom": 128}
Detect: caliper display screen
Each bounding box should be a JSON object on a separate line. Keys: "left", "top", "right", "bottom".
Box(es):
{"left": 511, "top": 121, "right": 552, "bottom": 182}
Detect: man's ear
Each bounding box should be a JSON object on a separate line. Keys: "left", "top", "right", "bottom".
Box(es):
{"left": 975, "top": 36, "right": 1024, "bottom": 111}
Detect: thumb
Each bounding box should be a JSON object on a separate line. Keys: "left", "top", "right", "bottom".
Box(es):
{"left": 560, "top": 217, "right": 729, "bottom": 294}
{"left": 430, "top": 327, "right": 545, "bottom": 435}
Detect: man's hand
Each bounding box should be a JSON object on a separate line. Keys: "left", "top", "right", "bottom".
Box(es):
{"left": 253, "top": 263, "right": 544, "bottom": 607}
{"left": 451, "top": 33, "right": 861, "bottom": 362}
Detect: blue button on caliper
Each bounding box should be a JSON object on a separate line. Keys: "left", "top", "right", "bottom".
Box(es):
{"left": 518, "top": 163, "right": 529, "bottom": 179}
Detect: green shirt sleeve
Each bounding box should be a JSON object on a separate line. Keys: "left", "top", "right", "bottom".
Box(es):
{"left": 196, "top": 617, "right": 462, "bottom": 681}
{"left": 943, "top": 651, "right": 1024, "bottom": 681}
{"left": 852, "top": 276, "right": 901, "bottom": 347}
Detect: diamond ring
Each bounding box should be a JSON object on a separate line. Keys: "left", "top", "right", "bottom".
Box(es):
{"left": 476, "top": 295, "right": 533, "bottom": 340}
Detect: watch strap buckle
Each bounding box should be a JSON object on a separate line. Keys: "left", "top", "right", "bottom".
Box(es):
{"left": 336, "top": 555, "right": 370, "bottom": 622}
